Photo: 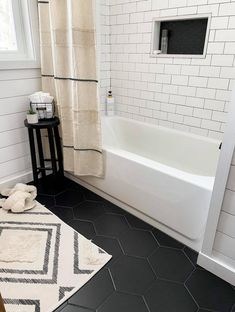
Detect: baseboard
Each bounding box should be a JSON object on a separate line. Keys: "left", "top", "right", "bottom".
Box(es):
{"left": 198, "top": 252, "right": 235, "bottom": 286}
{"left": 65, "top": 172, "right": 203, "bottom": 252}
{"left": 0, "top": 171, "right": 33, "bottom": 189}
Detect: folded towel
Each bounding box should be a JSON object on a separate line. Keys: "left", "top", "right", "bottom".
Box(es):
{"left": 29, "top": 91, "right": 54, "bottom": 104}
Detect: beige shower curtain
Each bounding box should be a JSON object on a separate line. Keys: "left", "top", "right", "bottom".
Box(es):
{"left": 38, "top": 0, "right": 103, "bottom": 177}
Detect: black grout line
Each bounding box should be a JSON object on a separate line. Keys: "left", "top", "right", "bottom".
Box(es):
{"left": 107, "top": 268, "right": 117, "bottom": 291}
{"left": 184, "top": 267, "right": 200, "bottom": 310}
{"left": 142, "top": 294, "right": 152, "bottom": 312}
{"left": 182, "top": 248, "right": 197, "bottom": 268}
{"left": 66, "top": 302, "right": 95, "bottom": 311}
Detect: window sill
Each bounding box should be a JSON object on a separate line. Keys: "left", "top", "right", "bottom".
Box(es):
{"left": 0, "top": 59, "right": 41, "bottom": 70}
{"left": 150, "top": 51, "right": 206, "bottom": 59}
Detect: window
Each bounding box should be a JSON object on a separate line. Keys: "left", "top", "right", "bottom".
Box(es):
{"left": 0, "top": 0, "right": 40, "bottom": 69}
{"left": 0, "top": 0, "right": 17, "bottom": 51}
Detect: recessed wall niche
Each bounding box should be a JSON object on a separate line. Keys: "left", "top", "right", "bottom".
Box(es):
{"left": 151, "top": 14, "right": 210, "bottom": 58}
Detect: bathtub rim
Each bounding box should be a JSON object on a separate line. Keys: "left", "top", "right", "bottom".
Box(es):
{"left": 102, "top": 115, "right": 221, "bottom": 146}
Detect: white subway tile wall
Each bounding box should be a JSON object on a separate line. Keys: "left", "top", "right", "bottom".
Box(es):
{"left": 98, "top": 0, "right": 235, "bottom": 139}
{"left": 98, "top": 0, "right": 111, "bottom": 112}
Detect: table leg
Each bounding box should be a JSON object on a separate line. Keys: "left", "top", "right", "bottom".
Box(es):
{"left": 54, "top": 126, "right": 64, "bottom": 176}
{"left": 28, "top": 128, "right": 38, "bottom": 185}
{"left": 36, "top": 129, "right": 46, "bottom": 179}
{"left": 0, "top": 293, "right": 6, "bottom": 312}
{"left": 47, "top": 128, "right": 57, "bottom": 175}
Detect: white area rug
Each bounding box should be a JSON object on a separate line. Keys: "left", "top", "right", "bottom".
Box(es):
{"left": 0, "top": 203, "right": 112, "bottom": 312}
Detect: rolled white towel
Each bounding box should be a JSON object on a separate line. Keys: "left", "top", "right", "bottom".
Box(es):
{"left": 0, "top": 183, "right": 37, "bottom": 213}
{"left": 0, "top": 191, "right": 36, "bottom": 213}
{"left": 1, "top": 183, "right": 37, "bottom": 199}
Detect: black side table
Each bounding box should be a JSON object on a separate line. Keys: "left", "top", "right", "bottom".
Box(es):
{"left": 24, "top": 117, "right": 64, "bottom": 185}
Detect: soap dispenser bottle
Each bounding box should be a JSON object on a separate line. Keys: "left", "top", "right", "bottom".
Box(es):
{"left": 161, "top": 29, "right": 168, "bottom": 54}
{"left": 106, "top": 90, "right": 115, "bottom": 116}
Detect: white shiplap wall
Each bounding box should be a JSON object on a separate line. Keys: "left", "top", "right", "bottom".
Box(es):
{"left": 0, "top": 69, "right": 41, "bottom": 185}
{"left": 0, "top": 0, "right": 107, "bottom": 186}
{"left": 101, "top": 0, "right": 235, "bottom": 139}
{"left": 213, "top": 150, "right": 235, "bottom": 262}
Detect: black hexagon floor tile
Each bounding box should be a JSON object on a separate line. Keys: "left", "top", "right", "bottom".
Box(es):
{"left": 125, "top": 214, "right": 153, "bottom": 230}
{"left": 55, "top": 190, "right": 84, "bottom": 207}
{"left": 36, "top": 194, "right": 55, "bottom": 208}
{"left": 149, "top": 247, "right": 194, "bottom": 282}
{"left": 49, "top": 206, "right": 74, "bottom": 222}
{"left": 144, "top": 279, "right": 198, "bottom": 312}
{"left": 73, "top": 201, "right": 106, "bottom": 221}
{"left": 118, "top": 228, "right": 158, "bottom": 258}
{"left": 183, "top": 246, "right": 198, "bottom": 266}
{"left": 33, "top": 175, "right": 70, "bottom": 195}
{"left": 92, "top": 236, "right": 124, "bottom": 266}
{"left": 152, "top": 228, "right": 184, "bottom": 249}
{"left": 97, "top": 292, "right": 149, "bottom": 312}
{"left": 84, "top": 189, "right": 103, "bottom": 201}
{"left": 65, "top": 179, "right": 86, "bottom": 192}
{"left": 94, "top": 214, "right": 130, "bottom": 237}
{"left": 68, "top": 269, "right": 114, "bottom": 310}
{"left": 66, "top": 219, "right": 96, "bottom": 239}
{"left": 110, "top": 255, "right": 155, "bottom": 295}
{"left": 32, "top": 176, "right": 235, "bottom": 312}
{"left": 59, "top": 304, "right": 94, "bottom": 312}
{"left": 55, "top": 302, "right": 68, "bottom": 312}
{"left": 198, "top": 309, "right": 216, "bottom": 312}
{"left": 102, "top": 200, "right": 127, "bottom": 215}
{"left": 186, "top": 269, "right": 235, "bottom": 311}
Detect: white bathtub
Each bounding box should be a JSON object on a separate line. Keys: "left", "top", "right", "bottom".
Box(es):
{"left": 72, "top": 117, "right": 220, "bottom": 250}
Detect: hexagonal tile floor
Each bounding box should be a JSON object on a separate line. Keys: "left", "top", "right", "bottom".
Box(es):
{"left": 35, "top": 176, "right": 235, "bottom": 312}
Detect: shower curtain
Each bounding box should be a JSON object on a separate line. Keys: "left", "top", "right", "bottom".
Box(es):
{"left": 38, "top": 0, "right": 103, "bottom": 177}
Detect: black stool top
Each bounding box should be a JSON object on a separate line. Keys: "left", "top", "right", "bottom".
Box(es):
{"left": 24, "top": 117, "right": 60, "bottom": 129}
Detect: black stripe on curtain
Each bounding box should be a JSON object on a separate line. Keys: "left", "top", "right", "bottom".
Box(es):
{"left": 41, "top": 75, "right": 98, "bottom": 83}
{"left": 63, "top": 146, "right": 103, "bottom": 154}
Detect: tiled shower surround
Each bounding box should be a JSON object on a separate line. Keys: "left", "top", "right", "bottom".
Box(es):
{"left": 98, "top": 0, "right": 235, "bottom": 139}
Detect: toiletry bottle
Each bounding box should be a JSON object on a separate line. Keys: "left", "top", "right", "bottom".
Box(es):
{"left": 106, "top": 90, "right": 115, "bottom": 116}
{"left": 161, "top": 29, "right": 168, "bottom": 54}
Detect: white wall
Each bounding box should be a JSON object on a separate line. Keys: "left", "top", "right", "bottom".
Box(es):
{"left": 98, "top": 0, "right": 111, "bottom": 112}
{"left": 0, "top": 0, "right": 106, "bottom": 187}
{"left": 197, "top": 88, "right": 235, "bottom": 284}
{"left": 100, "top": 0, "right": 235, "bottom": 139}
{"left": 0, "top": 69, "right": 41, "bottom": 186}
{"left": 198, "top": 145, "right": 235, "bottom": 285}
{"left": 213, "top": 150, "right": 235, "bottom": 261}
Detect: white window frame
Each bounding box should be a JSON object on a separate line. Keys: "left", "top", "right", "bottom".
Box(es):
{"left": 0, "top": 0, "right": 40, "bottom": 69}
